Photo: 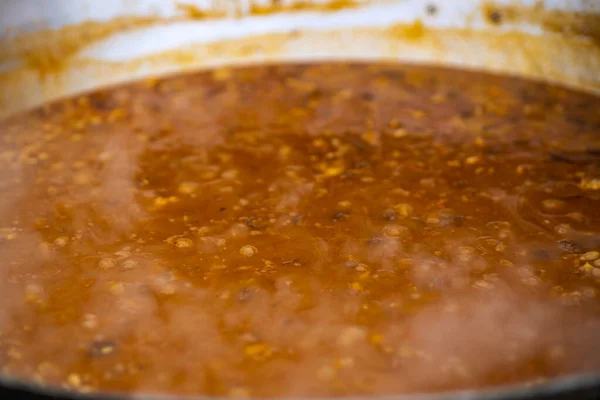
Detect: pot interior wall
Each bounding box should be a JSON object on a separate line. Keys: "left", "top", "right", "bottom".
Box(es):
{"left": 0, "top": 0, "right": 599, "bottom": 118}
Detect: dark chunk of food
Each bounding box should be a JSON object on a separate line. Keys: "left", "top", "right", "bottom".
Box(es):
{"left": 558, "top": 240, "right": 583, "bottom": 254}
{"left": 383, "top": 209, "right": 397, "bottom": 222}
{"left": 88, "top": 340, "right": 117, "bottom": 357}
{"left": 333, "top": 212, "right": 349, "bottom": 222}
{"left": 247, "top": 217, "right": 268, "bottom": 230}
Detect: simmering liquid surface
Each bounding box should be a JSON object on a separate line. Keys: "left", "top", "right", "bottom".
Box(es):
{"left": 0, "top": 63, "right": 600, "bottom": 397}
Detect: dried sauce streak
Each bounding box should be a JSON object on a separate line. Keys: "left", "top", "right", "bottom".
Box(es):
{"left": 0, "top": 63, "right": 600, "bottom": 397}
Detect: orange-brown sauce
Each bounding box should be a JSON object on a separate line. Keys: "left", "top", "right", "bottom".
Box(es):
{"left": 0, "top": 63, "right": 600, "bottom": 397}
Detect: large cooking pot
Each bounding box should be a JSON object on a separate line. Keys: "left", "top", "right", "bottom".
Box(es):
{"left": 1, "top": 0, "right": 599, "bottom": 399}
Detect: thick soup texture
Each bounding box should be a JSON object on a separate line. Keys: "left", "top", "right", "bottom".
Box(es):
{"left": 0, "top": 63, "right": 600, "bottom": 397}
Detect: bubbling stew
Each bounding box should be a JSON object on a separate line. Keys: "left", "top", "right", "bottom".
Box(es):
{"left": 0, "top": 63, "right": 600, "bottom": 397}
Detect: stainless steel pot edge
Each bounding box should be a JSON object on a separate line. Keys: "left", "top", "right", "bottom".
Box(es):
{"left": 1, "top": 371, "right": 600, "bottom": 400}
